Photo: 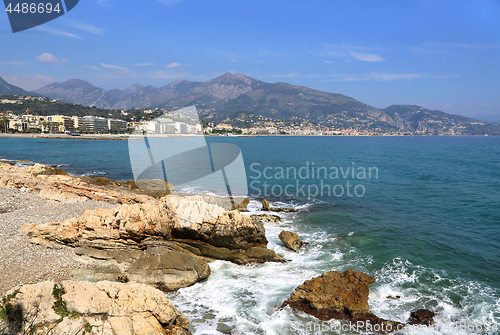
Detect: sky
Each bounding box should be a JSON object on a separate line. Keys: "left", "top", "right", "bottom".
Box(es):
{"left": 0, "top": 0, "right": 499, "bottom": 118}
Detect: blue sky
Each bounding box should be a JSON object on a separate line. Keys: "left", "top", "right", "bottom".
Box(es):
{"left": 0, "top": 0, "right": 499, "bottom": 117}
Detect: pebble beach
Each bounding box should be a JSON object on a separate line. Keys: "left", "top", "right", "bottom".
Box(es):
{"left": 0, "top": 186, "right": 117, "bottom": 295}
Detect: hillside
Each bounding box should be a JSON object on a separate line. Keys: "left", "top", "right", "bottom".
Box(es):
{"left": 0, "top": 95, "right": 163, "bottom": 122}
{"left": 2, "top": 72, "right": 495, "bottom": 135}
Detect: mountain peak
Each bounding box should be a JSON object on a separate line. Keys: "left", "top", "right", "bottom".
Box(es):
{"left": 55, "top": 79, "right": 97, "bottom": 90}
{"left": 124, "top": 83, "right": 145, "bottom": 94}
{"left": 210, "top": 72, "right": 259, "bottom": 86}
{"left": 192, "top": 72, "right": 262, "bottom": 100}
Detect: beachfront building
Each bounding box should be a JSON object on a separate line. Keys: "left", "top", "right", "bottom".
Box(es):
{"left": 46, "top": 115, "right": 75, "bottom": 133}
{"left": 175, "top": 122, "right": 188, "bottom": 134}
{"left": 80, "top": 116, "right": 108, "bottom": 133}
{"left": 108, "top": 118, "right": 128, "bottom": 133}
{"left": 127, "top": 122, "right": 143, "bottom": 132}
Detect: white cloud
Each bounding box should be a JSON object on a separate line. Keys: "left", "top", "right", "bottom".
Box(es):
{"left": 166, "top": 62, "right": 181, "bottom": 69}
{"left": 84, "top": 65, "right": 102, "bottom": 71}
{"left": 0, "top": 74, "right": 56, "bottom": 91}
{"left": 100, "top": 63, "right": 130, "bottom": 75}
{"left": 67, "top": 20, "right": 104, "bottom": 35}
{"left": 36, "top": 53, "right": 68, "bottom": 64}
{"left": 100, "top": 63, "right": 128, "bottom": 70}
{"left": 322, "top": 44, "right": 384, "bottom": 62}
{"left": 35, "top": 26, "right": 80, "bottom": 39}
{"left": 349, "top": 51, "right": 384, "bottom": 62}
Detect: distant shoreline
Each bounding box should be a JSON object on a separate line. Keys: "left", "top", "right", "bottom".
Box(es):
{"left": 0, "top": 133, "right": 496, "bottom": 141}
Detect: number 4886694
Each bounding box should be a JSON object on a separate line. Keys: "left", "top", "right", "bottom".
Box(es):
{"left": 5, "top": 2, "right": 62, "bottom": 14}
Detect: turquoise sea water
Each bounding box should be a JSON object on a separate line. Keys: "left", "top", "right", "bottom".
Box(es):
{"left": 1, "top": 136, "right": 499, "bottom": 334}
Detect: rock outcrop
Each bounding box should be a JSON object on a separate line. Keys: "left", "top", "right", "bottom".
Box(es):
{"left": 21, "top": 193, "right": 282, "bottom": 288}
{"left": 0, "top": 281, "right": 191, "bottom": 335}
{"left": 261, "top": 198, "right": 299, "bottom": 212}
{"left": 250, "top": 214, "right": 283, "bottom": 224}
{"left": 0, "top": 162, "right": 145, "bottom": 204}
{"left": 0, "top": 163, "right": 179, "bottom": 204}
{"left": 283, "top": 269, "right": 404, "bottom": 334}
{"left": 234, "top": 198, "right": 250, "bottom": 211}
{"left": 72, "top": 240, "right": 211, "bottom": 291}
{"left": 278, "top": 230, "right": 305, "bottom": 252}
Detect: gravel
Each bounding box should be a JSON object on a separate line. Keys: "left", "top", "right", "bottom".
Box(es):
{"left": 0, "top": 187, "right": 117, "bottom": 295}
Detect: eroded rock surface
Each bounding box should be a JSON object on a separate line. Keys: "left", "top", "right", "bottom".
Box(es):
{"left": 278, "top": 230, "right": 305, "bottom": 253}
{"left": 251, "top": 214, "right": 283, "bottom": 224}
{"left": 283, "top": 269, "right": 404, "bottom": 334}
{"left": 21, "top": 193, "right": 282, "bottom": 288}
{"left": 261, "top": 198, "right": 299, "bottom": 212}
{"left": 0, "top": 280, "right": 191, "bottom": 335}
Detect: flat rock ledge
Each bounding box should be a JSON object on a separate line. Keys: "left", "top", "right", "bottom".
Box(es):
{"left": 21, "top": 192, "right": 282, "bottom": 289}
{"left": 250, "top": 214, "right": 283, "bottom": 224}
{"left": 0, "top": 280, "right": 190, "bottom": 335}
{"left": 282, "top": 269, "right": 406, "bottom": 334}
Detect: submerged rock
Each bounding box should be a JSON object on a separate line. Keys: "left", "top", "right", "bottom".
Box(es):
{"left": 408, "top": 309, "right": 435, "bottom": 326}
{"left": 0, "top": 280, "right": 191, "bottom": 335}
{"left": 278, "top": 230, "right": 305, "bottom": 252}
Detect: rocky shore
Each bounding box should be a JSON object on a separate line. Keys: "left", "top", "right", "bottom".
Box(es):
{"left": 0, "top": 161, "right": 435, "bottom": 334}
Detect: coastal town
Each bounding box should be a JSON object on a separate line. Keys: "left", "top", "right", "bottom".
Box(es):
{"left": 0, "top": 94, "right": 496, "bottom": 136}
{"left": 0, "top": 95, "right": 390, "bottom": 136}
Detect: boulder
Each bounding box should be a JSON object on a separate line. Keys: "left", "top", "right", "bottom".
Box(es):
{"left": 287, "top": 269, "right": 375, "bottom": 314}
{"left": 0, "top": 281, "right": 191, "bottom": 335}
{"left": 283, "top": 269, "right": 404, "bottom": 333}
{"left": 25, "top": 163, "right": 68, "bottom": 176}
{"left": 0, "top": 163, "right": 162, "bottom": 204}
{"left": 72, "top": 240, "right": 211, "bottom": 291}
{"left": 251, "top": 214, "right": 283, "bottom": 224}
{"left": 22, "top": 194, "right": 282, "bottom": 266}
{"left": 235, "top": 197, "right": 250, "bottom": 211}
{"left": 278, "top": 230, "right": 304, "bottom": 252}
{"left": 261, "top": 199, "right": 298, "bottom": 212}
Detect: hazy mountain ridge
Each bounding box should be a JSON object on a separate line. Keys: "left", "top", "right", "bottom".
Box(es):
{"left": 0, "top": 73, "right": 497, "bottom": 135}
{"left": 34, "top": 79, "right": 116, "bottom": 108}
{"left": 0, "top": 77, "right": 29, "bottom": 96}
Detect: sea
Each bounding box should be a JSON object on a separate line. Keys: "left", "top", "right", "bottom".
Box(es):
{"left": 1, "top": 136, "right": 499, "bottom": 335}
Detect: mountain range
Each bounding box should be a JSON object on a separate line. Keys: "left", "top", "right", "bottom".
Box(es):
{"left": 0, "top": 77, "right": 29, "bottom": 96}
{"left": 1, "top": 73, "right": 499, "bottom": 135}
